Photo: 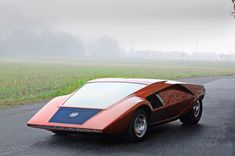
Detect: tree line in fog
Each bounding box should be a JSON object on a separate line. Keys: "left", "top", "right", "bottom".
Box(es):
{"left": 0, "top": 30, "right": 234, "bottom": 61}
{"left": 0, "top": 30, "right": 120, "bottom": 58}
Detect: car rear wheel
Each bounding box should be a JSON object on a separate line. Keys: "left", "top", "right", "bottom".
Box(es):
{"left": 180, "top": 99, "right": 203, "bottom": 125}
{"left": 127, "top": 109, "right": 148, "bottom": 142}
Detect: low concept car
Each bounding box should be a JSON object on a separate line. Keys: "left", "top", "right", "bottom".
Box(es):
{"left": 28, "top": 78, "right": 205, "bottom": 141}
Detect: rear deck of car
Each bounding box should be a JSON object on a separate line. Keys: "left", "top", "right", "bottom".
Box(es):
{"left": 88, "top": 78, "right": 167, "bottom": 85}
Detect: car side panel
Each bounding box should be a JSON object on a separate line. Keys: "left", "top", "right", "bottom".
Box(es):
{"left": 88, "top": 97, "right": 151, "bottom": 134}
{"left": 182, "top": 84, "right": 205, "bottom": 99}
{"left": 148, "top": 85, "right": 194, "bottom": 124}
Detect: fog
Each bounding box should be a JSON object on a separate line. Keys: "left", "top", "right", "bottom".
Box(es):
{"left": 0, "top": 0, "right": 235, "bottom": 60}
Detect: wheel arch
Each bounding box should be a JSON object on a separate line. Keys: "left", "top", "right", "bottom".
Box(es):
{"left": 136, "top": 104, "right": 152, "bottom": 122}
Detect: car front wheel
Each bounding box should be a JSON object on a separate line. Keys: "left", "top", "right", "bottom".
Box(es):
{"left": 127, "top": 109, "right": 148, "bottom": 142}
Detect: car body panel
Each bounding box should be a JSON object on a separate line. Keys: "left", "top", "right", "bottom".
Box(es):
{"left": 27, "top": 78, "right": 205, "bottom": 134}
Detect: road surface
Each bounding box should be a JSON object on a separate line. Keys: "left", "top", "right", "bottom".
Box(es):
{"left": 0, "top": 76, "right": 235, "bottom": 156}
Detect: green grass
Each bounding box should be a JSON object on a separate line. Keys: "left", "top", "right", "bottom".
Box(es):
{"left": 0, "top": 59, "right": 235, "bottom": 108}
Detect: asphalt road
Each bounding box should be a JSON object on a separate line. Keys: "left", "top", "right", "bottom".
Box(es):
{"left": 0, "top": 76, "right": 235, "bottom": 156}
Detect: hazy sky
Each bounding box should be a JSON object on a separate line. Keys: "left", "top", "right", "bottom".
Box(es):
{"left": 0, "top": 0, "right": 234, "bottom": 53}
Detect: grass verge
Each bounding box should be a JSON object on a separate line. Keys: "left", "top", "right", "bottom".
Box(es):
{"left": 0, "top": 59, "right": 235, "bottom": 108}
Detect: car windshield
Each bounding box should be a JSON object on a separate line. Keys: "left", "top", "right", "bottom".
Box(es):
{"left": 63, "top": 82, "right": 146, "bottom": 109}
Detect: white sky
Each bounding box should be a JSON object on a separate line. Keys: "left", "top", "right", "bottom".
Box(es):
{"left": 0, "top": 0, "right": 235, "bottom": 53}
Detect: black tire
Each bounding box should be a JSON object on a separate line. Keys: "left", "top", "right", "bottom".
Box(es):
{"left": 180, "top": 99, "right": 203, "bottom": 125}
{"left": 127, "top": 109, "right": 148, "bottom": 142}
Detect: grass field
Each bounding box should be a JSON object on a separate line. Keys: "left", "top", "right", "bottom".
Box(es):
{"left": 0, "top": 59, "right": 235, "bottom": 108}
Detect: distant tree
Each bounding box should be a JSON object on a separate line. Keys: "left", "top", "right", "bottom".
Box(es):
{"left": 87, "top": 35, "right": 121, "bottom": 58}
{"left": 232, "top": 0, "right": 235, "bottom": 11}
{"left": 0, "top": 30, "right": 85, "bottom": 58}
{"left": 39, "top": 31, "right": 85, "bottom": 57}
{"left": 231, "top": 0, "right": 235, "bottom": 18}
